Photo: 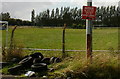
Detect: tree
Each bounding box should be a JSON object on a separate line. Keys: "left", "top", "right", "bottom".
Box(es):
{"left": 60, "top": 7, "right": 63, "bottom": 19}
{"left": 51, "top": 9, "right": 54, "bottom": 19}
{"left": 55, "top": 8, "right": 59, "bottom": 19}
{"left": 63, "top": 12, "right": 72, "bottom": 26}
{"left": 77, "top": 9, "right": 82, "bottom": 19}
{"left": 31, "top": 9, "right": 35, "bottom": 25}
{"left": 73, "top": 7, "right": 78, "bottom": 20}
{"left": 34, "top": 6, "right": 119, "bottom": 28}
{"left": 47, "top": 9, "right": 50, "bottom": 19}
{"left": 0, "top": 12, "right": 10, "bottom": 21}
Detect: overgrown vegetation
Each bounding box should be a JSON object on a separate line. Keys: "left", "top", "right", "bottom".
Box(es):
{"left": 1, "top": 51, "right": 119, "bottom": 79}
{"left": 2, "top": 26, "right": 25, "bottom": 61}
{"left": 47, "top": 52, "right": 119, "bottom": 79}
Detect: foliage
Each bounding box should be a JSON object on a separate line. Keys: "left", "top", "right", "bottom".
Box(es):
{"left": 35, "top": 6, "right": 119, "bottom": 28}
{"left": 2, "top": 26, "right": 25, "bottom": 61}
{"left": 72, "top": 23, "right": 85, "bottom": 29}
{"left": 31, "top": 9, "right": 35, "bottom": 26}
{"left": 0, "top": 12, "right": 10, "bottom": 21}
{"left": 1, "top": 51, "right": 119, "bottom": 79}
{"left": 0, "top": 12, "right": 32, "bottom": 26}
{"left": 48, "top": 52, "right": 119, "bottom": 79}
{"left": 1, "top": 6, "right": 119, "bottom": 28}
{"left": 8, "top": 18, "right": 32, "bottom": 26}
{"left": 2, "top": 44, "right": 25, "bottom": 61}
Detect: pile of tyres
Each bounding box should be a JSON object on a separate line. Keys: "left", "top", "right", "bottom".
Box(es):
{"left": 8, "top": 52, "right": 61, "bottom": 75}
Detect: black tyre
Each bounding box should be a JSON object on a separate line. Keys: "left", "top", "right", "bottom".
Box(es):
{"left": 50, "top": 57, "right": 57, "bottom": 64}
{"left": 22, "top": 55, "right": 30, "bottom": 59}
{"left": 54, "top": 58, "right": 61, "bottom": 63}
{"left": 41, "top": 58, "right": 50, "bottom": 65}
{"left": 31, "top": 63, "right": 48, "bottom": 72}
{"left": 0, "top": 62, "right": 9, "bottom": 68}
{"left": 33, "top": 58, "right": 42, "bottom": 64}
{"left": 18, "top": 56, "right": 33, "bottom": 68}
{"left": 11, "top": 58, "right": 20, "bottom": 63}
{"left": 8, "top": 65, "right": 23, "bottom": 75}
{"left": 30, "top": 52, "right": 44, "bottom": 59}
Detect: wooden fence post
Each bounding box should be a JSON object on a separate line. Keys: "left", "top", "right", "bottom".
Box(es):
{"left": 62, "top": 23, "right": 67, "bottom": 58}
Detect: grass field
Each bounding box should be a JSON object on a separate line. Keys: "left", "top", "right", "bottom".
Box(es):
{"left": 1, "top": 27, "right": 119, "bottom": 79}
{"left": 2, "top": 27, "right": 118, "bottom": 50}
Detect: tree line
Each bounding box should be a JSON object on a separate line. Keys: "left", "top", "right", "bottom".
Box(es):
{"left": 1, "top": 5, "right": 120, "bottom": 28}
{"left": 34, "top": 7, "right": 86, "bottom": 28}
{"left": 33, "top": 6, "right": 120, "bottom": 28}
{"left": 0, "top": 12, "right": 32, "bottom": 26}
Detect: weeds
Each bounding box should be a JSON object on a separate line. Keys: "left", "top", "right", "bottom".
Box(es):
{"left": 2, "top": 26, "right": 25, "bottom": 62}
{"left": 3, "top": 44, "right": 25, "bottom": 62}
{"left": 48, "top": 52, "right": 119, "bottom": 79}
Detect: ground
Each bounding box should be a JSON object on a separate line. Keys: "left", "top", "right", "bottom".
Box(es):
{"left": 0, "top": 27, "right": 119, "bottom": 79}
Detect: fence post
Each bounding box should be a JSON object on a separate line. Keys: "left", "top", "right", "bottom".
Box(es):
{"left": 62, "top": 23, "right": 67, "bottom": 58}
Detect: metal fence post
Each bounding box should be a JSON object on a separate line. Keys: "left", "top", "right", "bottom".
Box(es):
{"left": 86, "top": 0, "right": 92, "bottom": 62}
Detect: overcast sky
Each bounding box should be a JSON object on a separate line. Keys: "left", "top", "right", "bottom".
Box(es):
{"left": 1, "top": 0, "right": 120, "bottom": 21}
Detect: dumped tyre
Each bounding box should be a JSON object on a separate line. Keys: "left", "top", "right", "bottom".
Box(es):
{"left": 54, "top": 58, "right": 61, "bottom": 63}
{"left": 31, "top": 63, "right": 48, "bottom": 72}
{"left": 8, "top": 65, "right": 23, "bottom": 75}
{"left": 33, "top": 58, "right": 42, "bottom": 64}
{"left": 11, "top": 58, "right": 20, "bottom": 63}
{"left": 18, "top": 56, "right": 33, "bottom": 68}
{"left": 22, "top": 55, "right": 30, "bottom": 59}
{"left": 50, "top": 57, "right": 61, "bottom": 63}
{"left": 50, "top": 57, "right": 57, "bottom": 64}
{"left": 30, "top": 52, "right": 44, "bottom": 59}
{"left": 41, "top": 58, "right": 50, "bottom": 65}
{"left": 0, "top": 62, "right": 9, "bottom": 68}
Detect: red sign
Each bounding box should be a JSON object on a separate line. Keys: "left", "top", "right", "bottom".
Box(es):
{"left": 82, "top": 6, "right": 96, "bottom": 20}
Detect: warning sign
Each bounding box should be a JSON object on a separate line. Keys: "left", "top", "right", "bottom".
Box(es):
{"left": 82, "top": 6, "right": 96, "bottom": 20}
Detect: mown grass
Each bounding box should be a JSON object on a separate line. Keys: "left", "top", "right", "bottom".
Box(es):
{"left": 2, "top": 27, "right": 118, "bottom": 50}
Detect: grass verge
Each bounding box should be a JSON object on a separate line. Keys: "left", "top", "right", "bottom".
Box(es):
{"left": 1, "top": 51, "right": 119, "bottom": 79}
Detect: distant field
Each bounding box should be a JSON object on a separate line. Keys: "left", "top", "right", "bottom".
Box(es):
{"left": 2, "top": 27, "right": 118, "bottom": 50}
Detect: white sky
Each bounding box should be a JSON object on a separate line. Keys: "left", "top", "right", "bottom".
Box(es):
{"left": 1, "top": 0, "right": 120, "bottom": 21}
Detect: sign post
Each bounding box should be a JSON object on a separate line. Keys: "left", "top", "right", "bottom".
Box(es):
{"left": 81, "top": 0, "right": 95, "bottom": 62}
{"left": 86, "top": 0, "right": 92, "bottom": 62}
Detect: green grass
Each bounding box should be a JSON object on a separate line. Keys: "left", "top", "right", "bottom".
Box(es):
{"left": 1, "top": 27, "right": 119, "bottom": 78}
{"left": 2, "top": 27, "right": 118, "bottom": 50}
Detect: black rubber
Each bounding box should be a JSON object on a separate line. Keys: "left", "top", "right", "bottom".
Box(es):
{"left": 8, "top": 64, "right": 23, "bottom": 75}
{"left": 11, "top": 58, "right": 20, "bottom": 63}
{"left": 54, "top": 58, "right": 61, "bottom": 63}
{"left": 33, "top": 58, "right": 42, "bottom": 64}
{"left": 18, "top": 56, "right": 33, "bottom": 68}
{"left": 41, "top": 58, "right": 50, "bottom": 65}
{"left": 50, "top": 57, "right": 57, "bottom": 64}
{"left": 22, "top": 55, "right": 30, "bottom": 59}
{"left": 31, "top": 63, "right": 48, "bottom": 72}
{"left": 0, "top": 62, "right": 9, "bottom": 68}
{"left": 30, "top": 52, "right": 44, "bottom": 59}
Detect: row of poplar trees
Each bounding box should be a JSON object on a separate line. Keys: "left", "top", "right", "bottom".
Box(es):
{"left": 31, "top": 6, "right": 120, "bottom": 28}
